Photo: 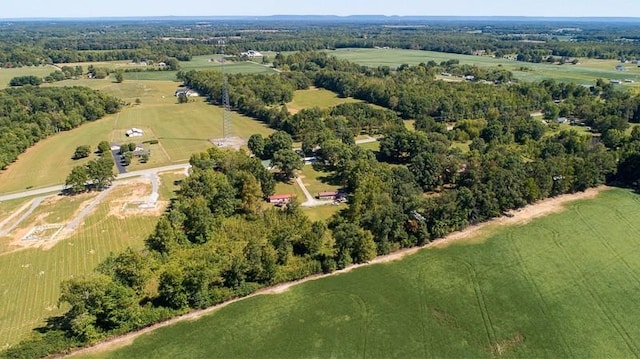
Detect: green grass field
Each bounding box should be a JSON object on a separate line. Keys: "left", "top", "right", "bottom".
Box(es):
{"left": 301, "top": 204, "right": 344, "bottom": 222}
{"left": 273, "top": 181, "right": 305, "bottom": 201}
{"left": 299, "top": 165, "right": 341, "bottom": 196}
{"left": 0, "top": 66, "right": 58, "bottom": 88}
{"left": 90, "top": 187, "right": 640, "bottom": 358}
{"left": 123, "top": 55, "right": 276, "bottom": 81}
{"left": 158, "top": 172, "right": 186, "bottom": 201}
{"left": 329, "top": 48, "right": 640, "bottom": 86}
{"left": 0, "top": 176, "right": 182, "bottom": 348}
{"left": 357, "top": 140, "right": 380, "bottom": 152}
{"left": 286, "top": 87, "right": 361, "bottom": 114}
{"left": 0, "top": 79, "right": 273, "bottom": 194}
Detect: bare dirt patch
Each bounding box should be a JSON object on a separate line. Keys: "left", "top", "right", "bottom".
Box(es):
{"left": 210, "top": 136, "right": 245, "bottom": 150}
{"left": 64, "top": 186, "right": 608, "bottom": 357}
{"left": 491, "top": 333, "right": 525, "bottom": 356}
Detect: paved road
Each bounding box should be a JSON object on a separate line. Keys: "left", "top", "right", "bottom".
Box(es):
{"left": 0, "top": 163, "right": 191, "bottom": 202}
{"left": 111, "top": 149, "right": 127, "bottom": 174}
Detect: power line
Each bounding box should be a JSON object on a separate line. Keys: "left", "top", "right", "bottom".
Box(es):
{"left": 219, "top": 40, "right": 232, "bottom": 140}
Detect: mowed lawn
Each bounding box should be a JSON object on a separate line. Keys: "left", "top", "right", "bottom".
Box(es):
{"left": 0, "top": 174, "right": 185, "bottom": 348}
{"left": 0, "top": 79, "right": 273, "bottom": 193}
{"left": 286, "top": 87, "right": 361, "bottom": 114}
{"left": 299, "top": 165, "right": 341, "bottom": 196}
{"left": 329, "top": 48, "right": 640, "bottom": 86}
{"left": 92, "top": 188, "right": 640, "bottom": 358}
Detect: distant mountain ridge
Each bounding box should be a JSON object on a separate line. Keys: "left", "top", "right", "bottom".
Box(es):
{"left": 2, "top": 15, "right": 640, "bottom": 23}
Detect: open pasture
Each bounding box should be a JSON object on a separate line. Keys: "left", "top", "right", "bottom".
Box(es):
{"left": 299, "top": 165, "right": 341, "bottom": 196}
{"left": 286, "top": 87, "right": 361, "bottom": 114}
{"left": 0, "top": 176, "right": 180, "bottom": 348}
{"left": 301, "top": 204, "right": 344, "bottom": 222}
{"left": 90, "top": 187, "right": 640, "bottom": 358}
{"left": 0, "top": 79, "right": 273, "bottom": 193}
{"left": 123, "top": 55, "right": 276, "bottom": 81}
{"left": 329, "top": 48, "right": 640, "bottom": 86}
{"left": 0, "top": 66, "right": 58, "bottom": 88}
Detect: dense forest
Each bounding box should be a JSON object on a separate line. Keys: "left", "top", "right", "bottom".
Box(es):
{"left": 2, "top": 19, "right": 640, "bottom": 67}
{"left": 0, "top": 86, "right": 121, "bottom": 170}
{"left": 7, "top": 46, "right": 640, "bottom": 357}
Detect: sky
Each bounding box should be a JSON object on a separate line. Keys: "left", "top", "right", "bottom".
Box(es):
{"left": 3, "top": 0, "right": 640, "bottom": 18}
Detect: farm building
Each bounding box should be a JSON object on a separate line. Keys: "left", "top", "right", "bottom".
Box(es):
{"left": 268, "top": 194, "right": 294, "bottom": 205}
{"left": 241, "top": 50, "right": 263, "bottom": 58}
{"left": 126, "top": 128, "right": 144, "bottom": 137}
{"left": 316, "top": 191, "right": 339, "bottom": 200}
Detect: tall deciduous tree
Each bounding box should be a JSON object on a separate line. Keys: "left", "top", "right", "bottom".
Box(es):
{"left": 247, "top": 134, "right": 266, "bottom": 158}
{"left": 65, "top": 166, "right": 89, "bottom": 194}
{"left": 87, "top": 157, "right": 115, "bottom": 190}
{"left": 271, "top": 149, "right": 302, "bottom": 181}
{"left": 97, "top": 141, "right": 111, "bottom": 154}
{"left": 72, "top": 145, "right": 91, "bottom": 160}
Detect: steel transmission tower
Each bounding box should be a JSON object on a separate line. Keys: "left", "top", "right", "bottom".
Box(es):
{"left": 220, "top": 40, "right": 232, "bottom": 140}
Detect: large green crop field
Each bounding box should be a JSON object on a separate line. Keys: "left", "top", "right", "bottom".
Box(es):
{"left": 89, "top": 187, "right": 640, "bottom": 358}
{"left": 0, "top": 79, "right": 273, "bottom": 194}
{"left": 329, "top": 48, "right": 640, "bottom": 86}
{"left": 0, "top": 178, "right": 182, "bottom": 348}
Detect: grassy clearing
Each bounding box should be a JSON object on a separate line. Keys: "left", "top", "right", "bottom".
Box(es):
{"left": 329, "top": 48, "right": 640, "bottom": 86}
{"left": 299, "top": 166, "right": 340, "bottom": 196}
{"left": 302, "top": 204, "right": 344, "bottom": 222}
{"left": 0, "top": 66, "right": 58, "bottom": 88}
{"left": 0, "top": 79, "right": 273, "bottom": 194}
{"left": 90, "top": 187, "right": 640, "bottom": 358}
{"left": 158, "top": 172, "right": 186, "bottom": 201}
{"left": 286, "top": 87, "right": 360, "bottom": 114}
{"left": 273, "top": 181, "right": 305, "bottom": 202}
{"left": 451, "top": 141, "right": 472, "bottom": 153}
{"left": 0, "top": 178, "right": 180, "bottom": 348}
{"left": 357, "top": 141, "right": 380, "bottom": 152}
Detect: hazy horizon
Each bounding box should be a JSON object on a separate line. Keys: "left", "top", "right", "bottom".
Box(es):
{"left": 2, "top": 0, "right": 640, "bottom": 19}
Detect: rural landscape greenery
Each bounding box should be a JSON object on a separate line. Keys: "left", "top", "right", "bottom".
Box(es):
{"left": 1, "top": 14, "right": 640, "bottom": 359}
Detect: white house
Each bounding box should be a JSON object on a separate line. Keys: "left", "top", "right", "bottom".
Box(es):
{"left": 241, "top": 50, "right": 263, "bottom": 58}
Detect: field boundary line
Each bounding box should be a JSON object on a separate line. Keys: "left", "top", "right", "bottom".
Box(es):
{"left": 62, "top": 186, "right": 610, "bottom": 358}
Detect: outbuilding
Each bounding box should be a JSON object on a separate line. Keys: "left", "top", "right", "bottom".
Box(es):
{"left": 268, "top": 194, "right": 294, "bottom": 205}
{"left": 316, "top": 191, "right": 339, "bottom": 200}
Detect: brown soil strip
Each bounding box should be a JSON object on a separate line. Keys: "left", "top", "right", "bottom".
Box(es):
{"left": 64, "top": 186, "right": 608, "bottom": 357}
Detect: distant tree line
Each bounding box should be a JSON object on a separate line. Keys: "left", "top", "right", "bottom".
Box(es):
{"left": 3, "top": 21, "right": 640, "bottom": 68}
